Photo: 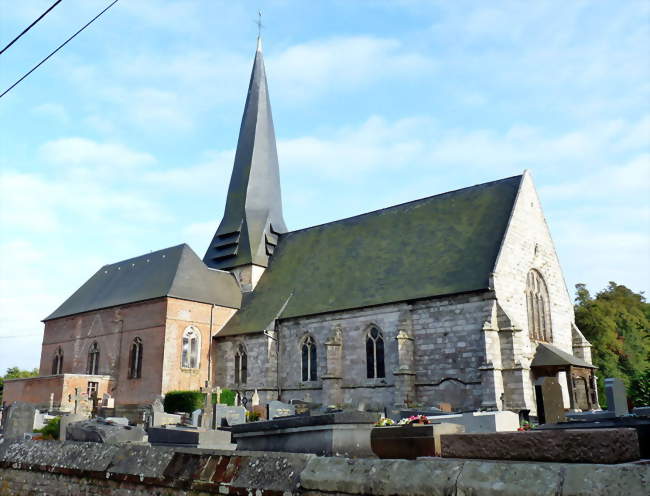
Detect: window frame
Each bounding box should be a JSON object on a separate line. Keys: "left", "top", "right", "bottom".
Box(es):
{"left": 52, "top": 347, "right": 63, "bottom": 375}
{"left": 365, "top": 326, "right": 386, "bottom": 379}
{"left": 234, "top": 343, "right": 247, "bottom": 385}
{"left": 525, "top": 269, "right": 553, "bottom": 342}
{"left": 129, "top": 337, "right": 143, "bottom": 379}
{"left": 301, "top": 335, "right": 318, "bottom": 382}
{"left": 181, "top": 327, "right": 201, "bottom": 369}
{"left": 87, "top": 342, "right": 99, "bottom": 375}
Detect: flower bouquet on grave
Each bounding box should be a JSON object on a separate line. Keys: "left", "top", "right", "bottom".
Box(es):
{"left": 375, "top": 417, "right": 395, "bottom": 427}
{"left": 517, "top": 421, "right": 536, "bottom": 431}
{"left": 398, "top": 415, "right": 430, "bottom": 425}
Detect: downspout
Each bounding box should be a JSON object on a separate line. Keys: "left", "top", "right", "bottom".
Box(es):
{"left": 207, "top": 304, "right": 215, "bottom": 388}
{"left": 263, "top": 291, "right": 294, "bottom": 401}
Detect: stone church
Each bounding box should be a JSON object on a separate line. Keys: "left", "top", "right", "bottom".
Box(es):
{"left": 4, "top": 39, "right": 598, "bottom": 420}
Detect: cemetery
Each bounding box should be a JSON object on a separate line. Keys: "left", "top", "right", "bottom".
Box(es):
{"left": 0, "top": 377, "right": 649, "bottom": 495}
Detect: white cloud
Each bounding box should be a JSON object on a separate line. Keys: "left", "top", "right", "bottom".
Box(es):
{"left": 33, "top": 103, "right": 69, "bottom": 123}
{"left": 40, "top": 137, "right": 155, "bottom": 168}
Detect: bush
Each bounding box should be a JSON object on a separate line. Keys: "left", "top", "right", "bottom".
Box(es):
{"left": 246, "top": 410, "right": 261, "bottom": 422}
{"left": 217, "top": 388, "right": 236, "bottom": 406}
{"left": 164, "top": 390, "right": 204, "bottom": 414}
{"left": 34, "top": 417, "right": 60, "bottom": 440}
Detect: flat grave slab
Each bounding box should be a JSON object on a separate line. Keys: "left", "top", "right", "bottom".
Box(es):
{"left": 148, "top": 426, "right": 235, "bottom": 450}
{"left": 440, "top": 428, "right": 640, "bottom": 464}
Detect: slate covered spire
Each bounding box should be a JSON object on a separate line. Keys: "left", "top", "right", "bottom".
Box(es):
{"left": 204, "top": 37, "right": 287, "bottom": 270}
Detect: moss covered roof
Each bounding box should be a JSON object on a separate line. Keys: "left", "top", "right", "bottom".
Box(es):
{"left": 218, "top": 175, "right": 523, "bottom": 336}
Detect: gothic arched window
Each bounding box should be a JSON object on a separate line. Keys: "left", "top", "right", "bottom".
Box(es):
{"left": 129, "top": 337, "right": 143, "bottom": 379}
{"left": 526, "top": 270, "right": 552, "bottom": 342}
{"left": 366, "top": 326, "right": 385, "bottom": 379}
{"left": 301, "top": 335, "right": 317, "bottom": 381}
{"left": 234, "top": 344, "right": 247, "bottom": 385}
{"left": 52, "top": 347, "right": 63, "bottom": 375}
{"left": 181, "top": 327, "right": 200, "bottom": 369}
{"left": 87, "top": 342, "right": 99, "bottom": 375}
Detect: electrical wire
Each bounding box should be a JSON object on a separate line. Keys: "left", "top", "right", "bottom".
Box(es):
{"left": 0, "top": 0, "right": 63, "bottom": 56}
{"left": 0, "top": 0, "right": 119, "bottom": 100}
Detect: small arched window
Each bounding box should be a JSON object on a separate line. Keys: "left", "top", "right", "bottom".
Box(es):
{"left": 526, "top": 270, "right": 553, "bottom": 342}
{"left": 234, "top": 344, "right": 247, "bottom": 385}
{"left": 181, "top": 327, "right": 200, "bottom": 369}
{"left": 52, "top": 347, "right": 63, "bottom": 375}
{"left": 129, "top": 337, "right": 143, "bottom": 379}
{"left": 87, "top": 342, "right": 100, "bottom": 375}
{"left": 301, "top": 335, "right": 317, "bottom": 381}
{"left": 366, "top": 326, "right": 385, "bottom": 379}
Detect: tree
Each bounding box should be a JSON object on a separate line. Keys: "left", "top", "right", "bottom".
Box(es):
{"left": 0, "top": 366, "right": 39, "bottom": 405}
{"left": 574, "top": 282, "right": 650, "bottom": 407}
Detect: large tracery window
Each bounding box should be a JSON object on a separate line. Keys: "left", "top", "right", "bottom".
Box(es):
{"left": 526, "top": 270, "right": 553, "bottom": 342}
{"left": 87, "top": 342, "right": 100, "bottom": 375}
{"left": 52, "top": 347, "right": 63, "bottom": 375}
{"left": 129, "top": 337, "right": 143, "bottom": 379}
{"left": 301, "top": 335, "right": 318, "bottom": 382}
{"left": 234, "top": 344, "right": 247, "bottom": 385}
{"left": 181, "top": 327, "right": 201, "bottom": 369}
{"left": 366, "top": 326, "right": 386, "bottom": 379}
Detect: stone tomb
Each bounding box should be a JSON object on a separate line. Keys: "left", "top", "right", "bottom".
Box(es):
{"left": 440, "top": 428, "right": 640, "bottom": 464}
{"left": 605, "top": 377, "right": 628, "bottom": 416}
{"left": 231, "top": 411, "right": 381, "bottom": 457}
{"left": 267, "top": 400, "right": 295, "bottom": 420}
{"left": 371, "top": 422, "right": 464, "bottom": 459}
{"left": 66, "top": 418, "right": 148, "bottom": 444}
{"left": 2, "top": 402, "right": 36, "bottom": 441}
{"left": 427, "top": 410, "right": 519, "bottom": 433}
{"left": 213, "top": 404, "right": 246, "bottom": 428}
{"left": 149, "top": 397, "right": 182, "bottom": 428}
{"left": 147, "top": 426, "right": 235, "bottom": 449}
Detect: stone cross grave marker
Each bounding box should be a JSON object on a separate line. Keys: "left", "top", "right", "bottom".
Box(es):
{"left": 540, "top": 376, "right": 566, "bottom": 424}
{"left": 605, "top": 377, "right": 628, "bottom": 416}
{"left": 268, "top": 400, "right": 295, "bottom": 420}
{"left": 213, "top": 404, "right": 246, "bottom": 427}
{"left": 69, "top": 387, "right": 88, "bottom": 415}
{"left": 3, "top": 402, "right": 36, "bottom": 441}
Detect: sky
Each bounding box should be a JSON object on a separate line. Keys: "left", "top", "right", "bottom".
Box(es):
{"left": 0, "top": 0, "right": 648, "bottom": 371}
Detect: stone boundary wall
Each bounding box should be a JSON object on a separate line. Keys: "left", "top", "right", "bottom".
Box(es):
{"left": 0, "top": 440, "right": 648, "bottom": 496}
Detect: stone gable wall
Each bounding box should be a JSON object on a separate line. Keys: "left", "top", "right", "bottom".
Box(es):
{"left": 492, "top": 171, "right": 588, "bottom": 413}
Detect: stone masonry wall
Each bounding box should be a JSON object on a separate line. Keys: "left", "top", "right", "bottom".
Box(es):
{"left": 214, "top": 293, "right": 493, "bottom": 412}
{"left": 0, "top": 441, "right": 647, "bottom": 496}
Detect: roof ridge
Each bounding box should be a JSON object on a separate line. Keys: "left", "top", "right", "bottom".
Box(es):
{"left": 284, "top": 174, "right": 523, "bottom": 237}
{"left": 101, "top": 243, "right": 188, "bottom": 268}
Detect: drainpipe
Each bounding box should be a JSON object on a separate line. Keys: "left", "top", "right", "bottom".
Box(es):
{"left": 207, "top": 304, "right": 215, "bottom": 388}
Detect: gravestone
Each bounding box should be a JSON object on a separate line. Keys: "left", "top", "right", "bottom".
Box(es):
{"left": 102, "top": 393, "right": 115, "bottom": 409}
{"left": 252, "top": 405, "right": 267, "bottom": 420}
{"left": 59, "top": 412, "right": 88, "bottom": 441}
{"left": 149, "top": 397, "right": 181, "bottom": 427}
{"left": 605, "top": 377, "right": 628, "bottom": 416}
{"left": 251, "top": 389, "right": 260, "bottom": 407}
{"left": 268, "top": 400, "right": 295, "bottom": 420}
{"left": 290, "top": 399, "right": 320, "bottom": 416}
{"left": 3, "top": 402, "right": 36, "bottom": 441}
{"left": 33, "top": 410, "right": 46, "bottom": 431}
{"left": 191, "top": 408, "right": 202, "bottom": 427}
{"left": 540, "top": 376, "right": 566, "bottom": 424}
{"left": 213, "top": 404, "right": 246, "bottom": 427}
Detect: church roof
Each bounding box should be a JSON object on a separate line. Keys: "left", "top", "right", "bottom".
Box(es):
{"left": 218, "top": 174, "right": 523, "bottom": 336}
{"left": 203, "top": 39, "right": 287, "bottom": 271}
{"left": 44, "top": 244, "right": 241, "bottom": 321}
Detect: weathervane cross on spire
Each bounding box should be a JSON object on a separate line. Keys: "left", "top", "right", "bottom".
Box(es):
{"left": 255, "top": 10, "right": 264, "bottom": 38}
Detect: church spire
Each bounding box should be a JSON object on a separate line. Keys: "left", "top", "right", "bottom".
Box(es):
{"left": 203, "top": 38, "right": 287, "bottom": 271}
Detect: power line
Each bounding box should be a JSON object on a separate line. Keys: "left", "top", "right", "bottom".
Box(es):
{"left": 0, "top": 0, "right": 119, "bottom": 100}
{"left": 0, "top": 0, "right": 63, "bottom": 56}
